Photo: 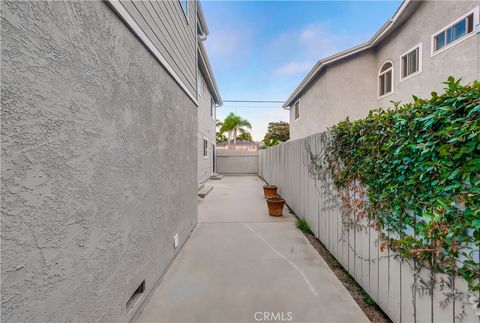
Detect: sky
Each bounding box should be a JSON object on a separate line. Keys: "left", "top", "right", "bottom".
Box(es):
{"left": 203, "top": 0, "right": 402, "bottom": 141}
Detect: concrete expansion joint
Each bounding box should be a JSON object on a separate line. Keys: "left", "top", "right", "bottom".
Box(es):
{"left": 242, "top": 223, "right": 319, "bottom": 298}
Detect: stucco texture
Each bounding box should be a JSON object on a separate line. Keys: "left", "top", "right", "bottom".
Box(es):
{"left": 290, "top": 1, "right": 479, "bottom": 140}
{"left": 1, "top": 1, "right": 197, "bottom": 322}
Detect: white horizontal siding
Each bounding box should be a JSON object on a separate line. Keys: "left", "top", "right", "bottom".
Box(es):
{"left": 119, "top": 0, "right": 197, "bottom": 96}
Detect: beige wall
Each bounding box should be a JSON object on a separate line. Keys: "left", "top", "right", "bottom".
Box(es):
{"left": 376, "top": 1, "right": 479, "bottom": 106}
{"left": 290, "top": 52, "right": 377, "bottom": 140}
{"left": 198, "top": 74, "right": 216, "bottom": 184}
{"left": 290, "top": 1, "right": 480, "bottom": 140}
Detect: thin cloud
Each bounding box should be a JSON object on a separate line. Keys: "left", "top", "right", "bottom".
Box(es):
{"left": 276, "top": 61, "right": 313, "bottom": 76}
{"left": 271, "top": 22, "right": 363, "bottom": 77}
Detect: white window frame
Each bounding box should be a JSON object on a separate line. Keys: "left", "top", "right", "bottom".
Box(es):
{"left": 203, "top": 137, "right": 208, "bottom": 159}
{"left": 399, "top": 43, "right": 422, "bottom": 82}
{"left": 377, "top": 60, "right": 394, "bottom": 99}
{"left": 431, "top": 6, "right": 479, "bottom": 57}
{"left": 294, "top": 100, "right": 300, "bottom": 121}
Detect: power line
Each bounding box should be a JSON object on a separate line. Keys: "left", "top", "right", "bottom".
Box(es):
{"left": 222, "top": 100, "right": 285, "bottom": 103}
{"left": 219, "top": 105, "right": 283, "bottom": 109}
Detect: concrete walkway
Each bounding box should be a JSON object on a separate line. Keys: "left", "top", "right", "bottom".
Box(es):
{"left": 138, "top": 176, "right": 369, "bottom": 323}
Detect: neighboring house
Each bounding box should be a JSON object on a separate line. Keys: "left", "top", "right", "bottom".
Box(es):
{"left": 197, "top": 7, "right": 222, "bottom": 184}
{"left": 2, "top": 1, "right": 213, "bottom": 322}
{"left": 284, "top": 0, "right": 480, "bottom": 140}
{"left": 216, "top": 141, "right": 261, "bottom": 151}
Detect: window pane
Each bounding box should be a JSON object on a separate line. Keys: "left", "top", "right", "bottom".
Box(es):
{"left": 380, "top": 62, "right": 392, "bottom": 72}
{"left": 467, "top": 14, "right": 474, "bottom": 33}
{"left": 408, "top": 50, "right": 417, "bottom": 75}
{"left": 402, "top": 55, "right": 408, "bottom": 77}
{"left": 435, "top": 32, "right": 446, "bottom": 51}
{"left": 452, "top": 19, "right": 467, "bottom": 41}
{"left": 446, "top": 28, "right": 453, "bottom": 44}
{"left": 379, "top": 74, "right": 385, "bottom": 96}
{"left": 385, "top": 71, "right": 392, "bottom": 93}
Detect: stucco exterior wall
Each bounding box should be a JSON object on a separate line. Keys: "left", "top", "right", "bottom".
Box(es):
{"left": 376, "top": 1, "right": 479, "bottom": 106}
{"left": 1, "top": 1, "right": 197, "bottom": 322}
{"left": 289, "top": 52, "right": 377, "bottom": 140}
{"left": 290, "top": 1, "right": 480, "bottom": 140}
{"left": 198, "top": 75, "right": 216, "bottom": 184}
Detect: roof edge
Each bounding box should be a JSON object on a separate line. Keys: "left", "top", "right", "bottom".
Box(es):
{"left": 197, "top": 1, "right": 209, "bottom": 36}
{"left": 283, "top": 0, "right": 412, "bottom": 108}
{"left": 198, "top": 41, "right": 222, "bottom": 105}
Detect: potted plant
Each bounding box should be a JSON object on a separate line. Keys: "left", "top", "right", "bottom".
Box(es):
{"left": 266, "top": 196, "right": 285, "bottom": 217}
{"left": 263, "top": 185, "right": 278, "bottom": 199}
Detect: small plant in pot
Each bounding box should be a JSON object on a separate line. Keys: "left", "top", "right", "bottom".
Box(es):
{"left": 263, "top": 185, "right": 278, "bottom": 199}
{"left": 266, "top": 195, "right": 285, "bottom": 217}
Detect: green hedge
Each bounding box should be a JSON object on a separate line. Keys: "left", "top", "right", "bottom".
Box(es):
{"left": 326, "top": 77, "right": 480, "bottom": 291}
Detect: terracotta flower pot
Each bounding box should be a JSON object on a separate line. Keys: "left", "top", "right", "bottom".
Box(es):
{"left": 263, "top": 185, "right": 278, "bottom": 199}
{"left": 266, "top": 197, "right": 285, "bottom": 217}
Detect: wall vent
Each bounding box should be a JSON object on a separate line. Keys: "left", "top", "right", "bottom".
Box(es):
{"left": 126, "top": 280, "right": 145, "bottom": 312}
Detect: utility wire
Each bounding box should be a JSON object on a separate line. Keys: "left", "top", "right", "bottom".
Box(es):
{"left": 220, "top": 105, "right": 282, "bottom": 109}
{"left": 222, "top": 100, "right": 285, "bottom": 103}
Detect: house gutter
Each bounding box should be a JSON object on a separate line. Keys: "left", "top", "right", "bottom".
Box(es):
{"left": 198, "top": 41, "right": 223, "bottom": 106}
{"left": 283, "top": 0, "right": 412, "bottom": 109}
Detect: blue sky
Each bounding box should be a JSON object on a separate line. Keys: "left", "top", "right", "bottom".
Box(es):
{"left": 203, "top": 1, "right": 402, "bottom": 140}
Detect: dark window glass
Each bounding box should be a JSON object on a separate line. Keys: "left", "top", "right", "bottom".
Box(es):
{"left": 385, "top": 71, "right": 392, "bottom": 93}
{"left": 402, "top": 55, "right": 408, "bottom": 78}
{"left": 435, "top": 32, "right": 446, "bottom": 51}
{"left": 452, "top": 19, "right": 467, "bottom": 40}
{"left": 467, "top": 14, "right": 474, "bottom": 33}
{"left": 380, "top": 62, "right": 392, "bottom": 72}
{"left": 379, "top": 64, "right": 393, "bottom": 96}
{"left": 379, "top": 74, "right": 385, "bottom": 96}
{"left": 402, "top": 48, "right": 419, "bottom": 78}
{"left": 434, "top": 14, "right": 475, "bottom": 53}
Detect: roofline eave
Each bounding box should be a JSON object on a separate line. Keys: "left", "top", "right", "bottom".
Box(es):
{"left": 283, "top": 0, "right": 413, "bottom": 108}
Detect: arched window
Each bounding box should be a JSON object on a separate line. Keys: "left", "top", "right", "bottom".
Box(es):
{"left": 378, "top": 61, "right": 394, "bottom": 98}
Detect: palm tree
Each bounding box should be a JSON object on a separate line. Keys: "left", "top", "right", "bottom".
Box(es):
{"left": 219, "top": 113, "right": 252, "bottom": 149}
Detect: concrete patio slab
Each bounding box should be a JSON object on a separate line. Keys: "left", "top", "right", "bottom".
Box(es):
{"left": 138, "top": 176, "right": 369, "bottom": 323}
{"left": 198, "top": 176, "right": 293, "bottom": 223}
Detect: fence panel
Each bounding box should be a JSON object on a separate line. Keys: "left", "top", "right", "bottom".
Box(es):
{"left": 258, "top": 133, "right": 477, "bottom": 323}
{"left": 216, "top": 150, "right": 258, "bottom": 174}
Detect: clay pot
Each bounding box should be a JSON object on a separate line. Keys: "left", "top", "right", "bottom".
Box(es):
{"left": 263, "top": 185, "right": 278, "bottom": 199}
{"left": 266, "top": 196, "right": 285, "bottom": 217}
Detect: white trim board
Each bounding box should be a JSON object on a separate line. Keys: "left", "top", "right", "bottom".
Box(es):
{"left": 283, "top": 0, "right": 417, "bottom": 108}
{"left": 107, "top": 0, "right": 199, "bottom": 106}
{"left": 430, "top": 6, "right": 479, "bottom": 57}
{"left": 377, "top": 60, "right": 395, "bottom": 100}
{"left": 399, "top": 42, "right": 422, "bottom": 82}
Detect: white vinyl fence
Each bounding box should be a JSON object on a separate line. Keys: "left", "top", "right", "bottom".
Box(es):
{"left": 216, "top": 150, "right": 258, "bottom": 174}
{"left": 258, "top": 133, "right": 478, "bottom": 323}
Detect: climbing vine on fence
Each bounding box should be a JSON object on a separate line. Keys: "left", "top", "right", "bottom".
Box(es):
{"left": 323, "top": 78, "right": 480, "bottom": 292}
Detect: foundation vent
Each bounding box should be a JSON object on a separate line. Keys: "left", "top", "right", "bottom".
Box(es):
{"left": 126, "top": 280, "right": 145, "bottom": 312}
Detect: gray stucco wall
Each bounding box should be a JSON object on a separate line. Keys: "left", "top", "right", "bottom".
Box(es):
{"left": 120, "top": 0, "right": 198, "bottom": 97}
{"left": 1, "top": 1, "right": 197, "bottom": 322}
{"left": 290, "top": 52, "right": 377, "bottom": 140}
{"left": 376, "top": 1, "right": 480, "bottom": 106}
{"left": 290, "top": 1, "right": 479, "bottom": 140}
